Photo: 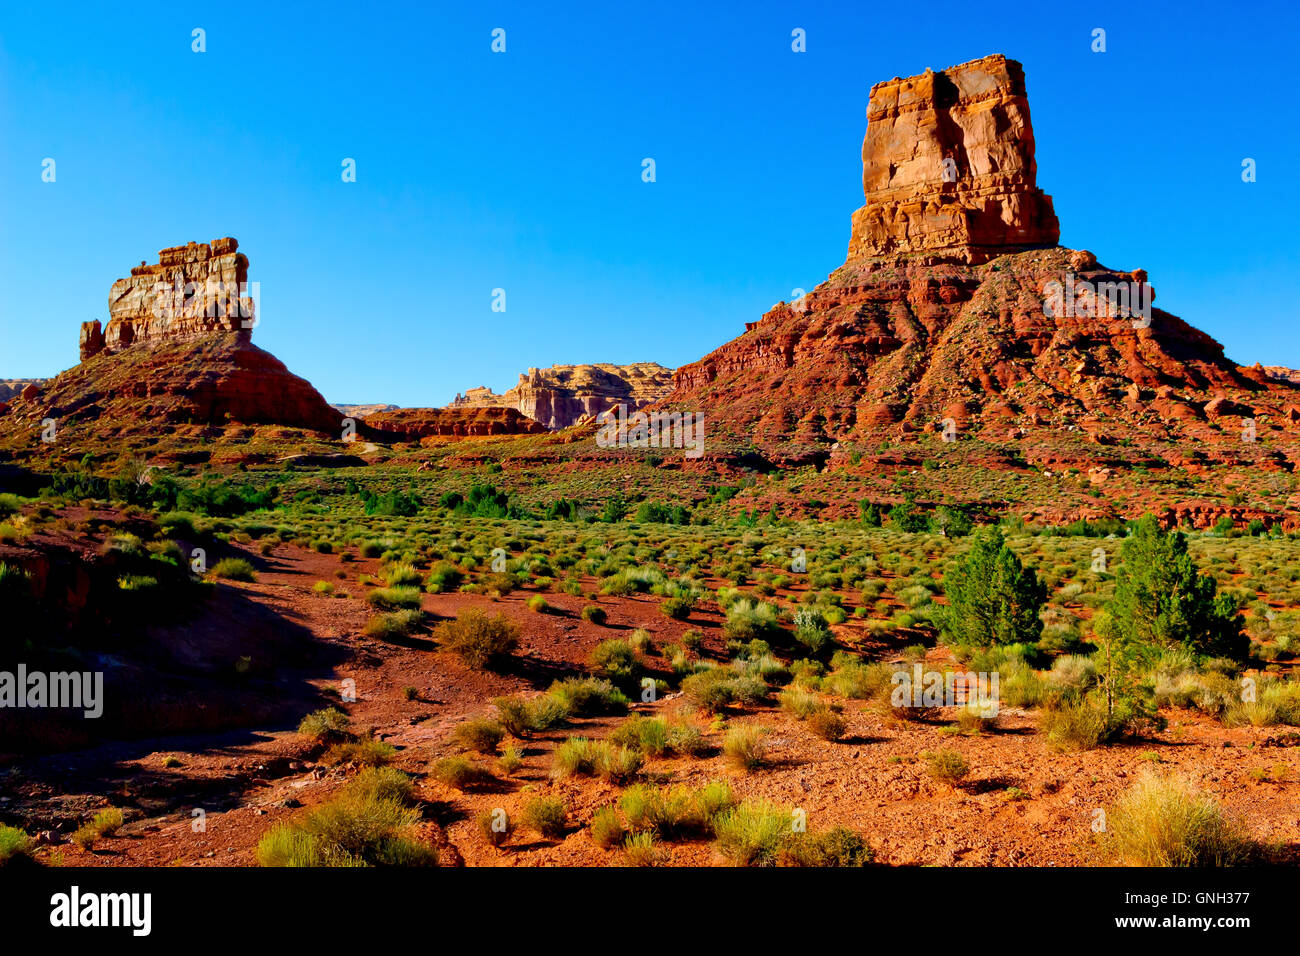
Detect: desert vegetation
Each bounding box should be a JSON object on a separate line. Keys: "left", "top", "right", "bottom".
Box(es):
{"left": 1, "top": 455, "right": 1297, "bottom": 869}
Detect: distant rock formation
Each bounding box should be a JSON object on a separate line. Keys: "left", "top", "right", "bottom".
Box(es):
{"left": 1264, "top": 366, "right": 1300, "bottom": 386}
{"left": 332, "top": 403, "right": 400, "bottom": 419}
{"left": 0, "top": 380, "right": 47, "bottom": 403}
{"left": 451, "top": 363, "right": 674, "bottom": 429}
{"left": 364, "top": 406, "right": 546, "bottom": 440}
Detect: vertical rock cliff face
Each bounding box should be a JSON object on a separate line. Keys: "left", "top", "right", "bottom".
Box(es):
{"left": 663, "top": 54, "right": 1300, "bottom": 462}
{"left": 80, "top": 237, "right": 255, "bottom": 361}
{"left": 3, "top": 239, "right": 342, "bottom": 435}
{"left": 848, "top": 54, "right": 1059, "bottom": 263}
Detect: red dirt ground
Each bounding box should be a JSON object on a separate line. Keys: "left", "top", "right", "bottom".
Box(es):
{"left": 4, "top": 538, "right": 1298, "bottom": 867}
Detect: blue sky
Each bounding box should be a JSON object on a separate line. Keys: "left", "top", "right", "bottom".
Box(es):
{"left": 2, "top": 0, "right": 1296, "bottom": 405}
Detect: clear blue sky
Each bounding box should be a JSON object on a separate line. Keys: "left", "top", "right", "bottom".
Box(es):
{"left": 2, "top": 0, "right": 1296, "bottom": 405}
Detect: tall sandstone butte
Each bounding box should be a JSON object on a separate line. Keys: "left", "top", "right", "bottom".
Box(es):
{"left": 7, "top": 238, "right": 343, "bottom": 435}
{"left": 80, "top": 237, "right": 254, "bottom": 361}
{"left": 848, "top": 54, "right": 1058, "bottom": 262}
{"left": 664, "top": 55, "right": 1300, "bottom": 467}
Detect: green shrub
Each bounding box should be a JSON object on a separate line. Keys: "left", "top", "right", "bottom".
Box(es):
{"left": 212, "top": 557, "right": 257, "bottom": 582}
{"left": 345, "top": 767, "right": 414, "bottom": 804}
{"left": 941, "top": 527, "right": 1046, "bottom": 647}
{"left": 590, "top": 639, "right": 641, "bottom": 680}
{"left": 0, "top": 825, "right": 35, "bottom": 865}
{"left": 477, "top": 809, "right": 512, "bottom": 847}
{"left": 611, "top": 715, "right": 670, "bottom": 755}
{"left": 924, "top": 749, "right": 970, "bottom": 785}
{"left": 624, "top": 831, "right": 662, "bottom": 866}
{"left": 71, "top": 808, "right": 125, "bottom": 849}
{"left": 298, "top": 707, "right": 351, "bottom": 744}
{"left": 619, "top": 781, "right": 735, "bottom": 840}
{"left": 661, "top": 596, "right": 695, "bottom": 620}
{"left": 424, "top": 562, "right": 464, "bottom": 593}
{"left": 723, "top": 725, "right": 768, "bottom": 771}
{"left": 722, "top": 599, "right": 782, "bottom": 643}
{"left": 365, "top": 586, "right": 423, "bottom": 610}
{"left": 453, "top": 718, "right": 505, "bottom": 754}
{"left": 547, "top": 677, "right": 629, "bottom": 715}
{"left": 1101, "top": 515, "right": 1246, "bottom": 660}
{"left": 713, "top": 801, "right": 791, "bottom": 866}
{"left": 362, "top": 609, "right": 425, "bottom": 640}
{"left": 430, "top": 755, "right": 495, "bottom": 790}
{"left": 778, "top": 827, "right": 873, "bottom": 867}
{"left": 383, "top": 563, "right": 423, "bottom": 587}
{"left": 590, "top": 806, "right": 627, "bottom": 849}
{"left": 436, "top": 609, "right": 519, "bottom": 669}
{"left": 498, "top": 746, "right": 524, "bottom": 775}
{"left": 807, "top": 709, "right": 847, "bottom": 741}
{"left": 581, "top": 605, "right": 608, "bottom": 625}
{"left": 520, "top": 796, "right": 567, "bottom": 839}
{"left": 1103, "top": 773, "right": 1256, "bottom": 866}
{"left": 493, "top": 693, "right": 568, "bottom": 736}
{"left": 321, "top": 737, "right": 396, "bottom": 768}
{"left": 1040, "top": 697, "right": 1111, "bottom": 751}
{"left": 257, "top": 792, "right": 436, "bottom": 867}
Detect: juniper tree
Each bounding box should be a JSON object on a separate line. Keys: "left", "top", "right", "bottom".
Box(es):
{"left": 1102, "top": 514, "right": 1246, "bottom": 661}
{"left": 941, "top": 527, "right": 1046, "bottom": 647}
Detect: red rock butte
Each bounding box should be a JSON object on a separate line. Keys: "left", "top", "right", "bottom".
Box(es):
{"left": 1, "top": 238, "right": 344, "bottom": 436}
{"left": 80, "top": 237, "right": 254, "bottom": 361}
{"left": 848, "top": 54, "right": 1059, "bottom": 264}
{"left": 663, "top": 54, "right": 1300, "bottom": 474}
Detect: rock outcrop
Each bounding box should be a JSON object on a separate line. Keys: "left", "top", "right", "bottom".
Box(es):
{"left": 364, "top": 406, "right": 547, "bottom": 440}
{"left": 3, "top": 239, "right": 342, "bottom": 435}
{"left": 848, "top": 54, "right": 1058, "bottom": 264}
{"left": 80, "top": 237, "right": 254, "bottom": 361}
{"left": 451, "top": 363, "right": 674, "bottom": 429}
{"left": 1264, "top": 366, "right": 1300, "bottom": 387}
{"left": 662, "top": 55, "right": 1300, "bottom": 464}
{"left": 0, "top": 380, "right": 47, "bottom": 403}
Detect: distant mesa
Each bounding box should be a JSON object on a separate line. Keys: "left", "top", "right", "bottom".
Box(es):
{"left": 363, "top": 405, "right": 547, "bottom": 441}
{"left": 0, "top": 379, "right": 47, "bottom": 404}
{"left": 450, "top": 362, "right": 675, "bottom": 430}
{"left": 1264, "top": 366, "right": 1300, "bottom": 387}
{"left": 332, "top": 403, "right": 399, "bottom": 419}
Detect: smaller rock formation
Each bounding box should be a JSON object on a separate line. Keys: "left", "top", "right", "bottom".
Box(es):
{"left": 364, "top": 406, "right": 546, "bottom": 440}
{"left": 451, "top": 363, "right": 674, "bottom": 429}
{"left": 332, "top": 403, "right": 399, "bottom": 419}
{"left": 5, "top": 238, "right": 343, "bottom": 436}
{"left": 0, "top": 380, "right": 48, "bottom": 403}
{"left": 1264, "top": 366, "right": 1300, "bottom": 386}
